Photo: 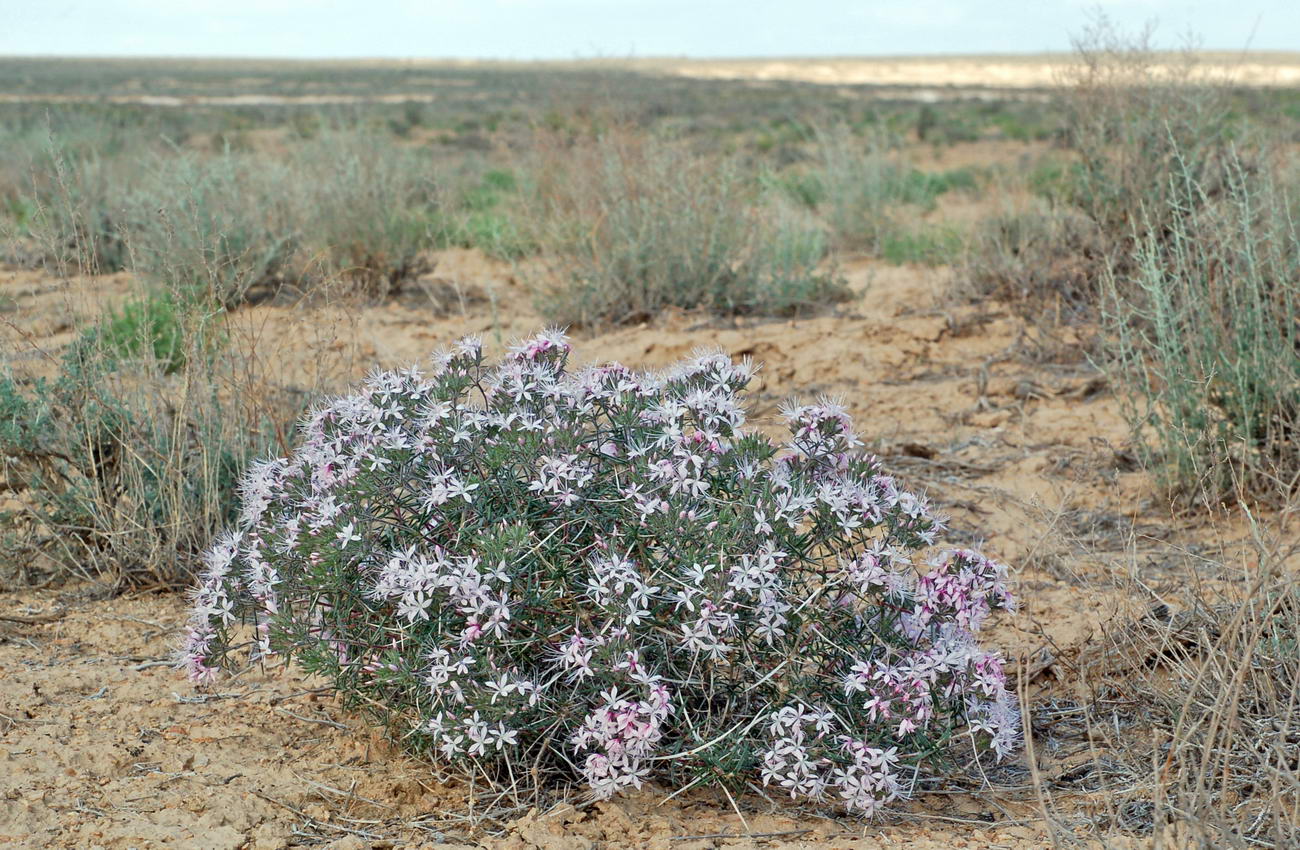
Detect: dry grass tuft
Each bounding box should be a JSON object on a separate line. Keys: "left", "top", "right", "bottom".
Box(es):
{"left": 525, "top": 127, "right": 849, "bottom": 327}
{"left": 1029, "top": 509, "right": 1300, "bottom": 848}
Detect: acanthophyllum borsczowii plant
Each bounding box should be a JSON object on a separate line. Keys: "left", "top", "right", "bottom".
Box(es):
{"left": 182, "top": 330, "right": 1019, "bottom": 814}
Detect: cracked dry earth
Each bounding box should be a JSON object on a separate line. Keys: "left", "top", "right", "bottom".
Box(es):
{"left": 0, "top": 251, "right": 1224, "bottom": 849}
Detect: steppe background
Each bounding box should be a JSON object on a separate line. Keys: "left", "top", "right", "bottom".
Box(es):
{"left": 1, "top": 42, "right": 1298, "bottom": 849}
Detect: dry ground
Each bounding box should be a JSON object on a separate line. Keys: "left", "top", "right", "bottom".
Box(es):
{"left": 4, "top": 53, "right": 1297, "bottom": 108}
{"left": 0, "top": 250, "right": 1286, "bottom": 848}
{"left": 639, "top": 52, "right": 1300, "bottom": 89}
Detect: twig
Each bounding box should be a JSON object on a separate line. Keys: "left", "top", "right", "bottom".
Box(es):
{"left": 172, "top": 691, "right": 255, "bottom": 704}
{"left": 293, "top": 774, "right": 397, "bottom": 811}
{"left": 268, "top": 687, "right": 333, "bottom": 705}
{"left": 276, "top": 707, "right": 349, "bottom": 730}
{"left": 104, "top": 614, "right": 168, "bottom": 630}
{"left": 0, "top": 612, "right": 65, "bottom": 625}
{"left": 249, "top": 789, "right": 382, "bottom": 840}
{"left": 671, "top": 828, "right": 811, "bottom": 841}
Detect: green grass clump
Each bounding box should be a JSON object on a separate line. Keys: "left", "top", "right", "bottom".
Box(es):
{"left": 880, "top": 225, "right": 964, "bottom": 266}
{"left": 440, "top": 210, "right": 534, "bottom": 260}
{"left": 763, "top": 170, "right": 825, "bottom": 210}
{"left": 83, "top": 291, "right": 192, "bottom": 374}
{"left": 2, "top": 195, "right": 35, "bottom": 233}
{"left": 897, "top": 167, "right": 978, "bottom": 205}
{"left": 434, "top": 167, "right": 535, "bottom": 260}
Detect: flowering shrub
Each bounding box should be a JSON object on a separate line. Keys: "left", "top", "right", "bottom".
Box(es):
{"left": 183, "top": 330, "right": 1019, "bottom": 814}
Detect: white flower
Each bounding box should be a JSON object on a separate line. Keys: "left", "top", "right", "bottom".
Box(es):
{"left": 334, "top": 521, "right": 361, "bottom": 547}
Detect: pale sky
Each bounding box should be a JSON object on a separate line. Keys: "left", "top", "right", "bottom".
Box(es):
{"left": 1, "top": 1, "right": 1295, "bottom": 59}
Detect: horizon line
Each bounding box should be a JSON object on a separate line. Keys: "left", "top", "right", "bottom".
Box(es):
{"left": 4, "top": 48, "right": 1299, "bottom": 63}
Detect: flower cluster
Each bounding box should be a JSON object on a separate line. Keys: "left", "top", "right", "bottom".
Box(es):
{"left": 573, "top": 680, "right": 672, "bottom": 797}
{"left": 182, "top": 330, "right": 1018, "bottom": 813}
{"left": 760, "top": 705, "right": 902, "bottom": 816}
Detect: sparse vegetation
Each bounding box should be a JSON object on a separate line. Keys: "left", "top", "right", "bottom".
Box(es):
{"left": 1102, "top": 154, "right": 1300, "bottom": 506}
{"left": 5, "top": 127, "right": 441, "bottom": 302}
{"left": 1, "top": 41, "right": 1299, "bottom": 849}
{"left": 0, "top": 287, "right": 282, "bottom": 589}
{"left": 961, "top": 200, "right": 1102, "bottom": 315}
{"left": 1036, "top": 518, "right": 1300, "bottom": 849}
{"left": 529, "top": 130, "right": 848, "bottom": 326}
{"left": 960, "top": 15, "right": 1278, "bottom": 317}
{"left": 807, "top": 125, "right": 977, "bottom": 255}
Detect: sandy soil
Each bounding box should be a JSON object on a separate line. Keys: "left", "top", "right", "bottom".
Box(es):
{"left": 644, "top": 52, "right": 1300, "bottom": 90}
{"left": 5, "top": 53, "right": 1298, "bottom": 108}
{"left": 0, "top": 251, "right": 1274, "bottom": 848}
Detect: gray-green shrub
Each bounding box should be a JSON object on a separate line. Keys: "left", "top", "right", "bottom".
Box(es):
{"left": 963, "top": 16, "right": 1262, "bottom": 315}
{"left": 128, "top": 150, "right": 299, "bottom": 306}
{"left": 0, "top": 291, "right": 282, "bottom": 589}
{"left": 9, "top": 128, "right": 442, "bottom": 303}
{"left": 809, "top": 125, "right": 975, "bottom": 255}
{"left": 289, "top": 132, "right": 438, "bottom": 297}
{"left": 531, "top": 131, "right": 848, "bottom": 327}
{"left": 1102, "top": 153, "right": 1300, "bottom": 505}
